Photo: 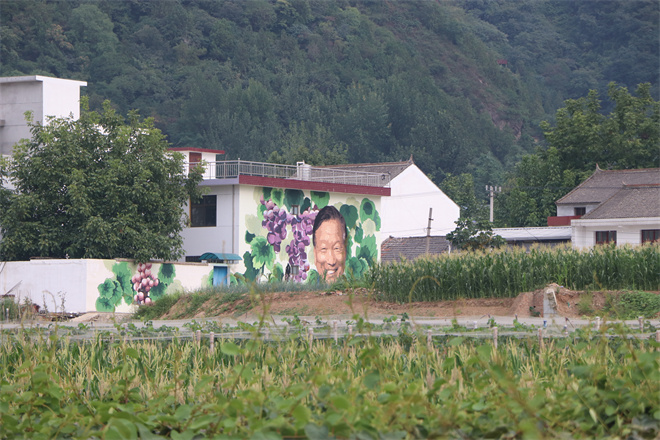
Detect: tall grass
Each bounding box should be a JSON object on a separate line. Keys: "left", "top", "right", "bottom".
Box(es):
{"left": 368, "top": 243, "right": 660, "bottom": 302}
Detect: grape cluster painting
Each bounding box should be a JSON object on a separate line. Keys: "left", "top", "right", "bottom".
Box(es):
{"left": 132, "top": 262, "right": 159, "bottom": 305}
{"left": 238, "top": 187, "right": 381, "bottom": 284}
{"left": 96, "top": 261, "right": 179, "bottom": 312}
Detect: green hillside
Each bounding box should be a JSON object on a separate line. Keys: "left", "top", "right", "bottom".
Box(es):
{"left": 2, "top": 0, "right": 658, "bottom": 221}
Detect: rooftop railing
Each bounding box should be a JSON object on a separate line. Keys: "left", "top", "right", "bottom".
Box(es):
{"left": 187, "top": 160, "right": 391, "bottom": 188}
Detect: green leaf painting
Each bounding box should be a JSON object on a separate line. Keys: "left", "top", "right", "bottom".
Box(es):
{"left": 111, "top": 262, "right": 134, "bottom": 305}
{"left": 360, "top": 198, "right": 381, "bottom": 230}
{"left": 311, "top": 191, "right": 330, "bottom": 209}
{"left": 357, "top": 235, "right": 377, "bottom": 266}
{"left": 284, "top": 189, "right": 304, "bottom": 210}
{"left": 340, "top": 204, "right": 359, "bottom": 230}
{"left": 251, "top": 236, "right": 275, "bottom": 271}
{"left": 245, "top": 231, "right": 255, "bottom": 244}
{"left": 271, "top": 263, "right": 284, "bottom": 282}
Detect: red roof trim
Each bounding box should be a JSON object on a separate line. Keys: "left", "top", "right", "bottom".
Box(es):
{"left": 239, "top": 175, "right": 391, "bottom": 196}
{"left": 168, "top": 147, "right": 226, "bottom": 154}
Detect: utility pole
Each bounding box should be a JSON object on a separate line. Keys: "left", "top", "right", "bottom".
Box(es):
{"left": 426, "top": 207, "right": 433, "bottom": 254}
{"left": 486, "top": 185, "right": 501, "bottom": 222}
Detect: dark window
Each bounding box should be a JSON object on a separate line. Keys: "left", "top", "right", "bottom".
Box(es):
{"left": 574, "top": 207, "right": 586, "bottom": 216}
{"left": 291, "top": 205, "right": 300, "bottom": 216}
{"left": 642, "top": 229, "right": 660, "bottom": 243}
{"left": 595, "top": 230, "right": 617, "bottom": 245}
{"left": 186, "top": 256, "right": 201, "bottom": 262}
{"left": 191, "top": 195, "right": 217, "bottom": 227}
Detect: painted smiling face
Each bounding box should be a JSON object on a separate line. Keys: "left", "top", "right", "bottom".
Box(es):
{"left": 313, "top": 218, "right": 346, "bottom": 281}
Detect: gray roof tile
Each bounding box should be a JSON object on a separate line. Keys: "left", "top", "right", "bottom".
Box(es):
{"left": 581, "top": 185, "right": 660, "bottom": 219}
{"left": 381, "top": 236, "right": 450, "bottom": 263}
{"left": 557, "top": 167, "right": 660, "bottom": 205}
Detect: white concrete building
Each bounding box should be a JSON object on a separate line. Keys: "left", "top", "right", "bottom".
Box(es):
{"left": 0, "top": 75, "right": 87, "bottom": 156}
{"left": 552, "top": 167, "right": 660, "bottom": 248}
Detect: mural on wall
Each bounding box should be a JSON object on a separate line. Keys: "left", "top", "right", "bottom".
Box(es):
{"left": 96, "top": 261, "right": 178, "bottom": 312}
{"left": 237, "top": 187, "right": 380, "bottom": 284}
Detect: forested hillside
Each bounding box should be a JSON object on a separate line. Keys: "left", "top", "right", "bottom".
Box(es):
{"left": 2, "top": 0, "right": 658, "bottom": 225}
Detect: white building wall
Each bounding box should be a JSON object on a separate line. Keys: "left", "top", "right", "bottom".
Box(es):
{"left": 557, "top": 203, "right": 600, "bottom": 217}
{"left": 180, "top": 184, "right": 239, "bottom": 259}
{"left": 0, "top": 76, "right": 86, "bottom": 156}
{"left": 571, "top": 217, "right": 660, "bottom": 248}
{"left": 380, "top": 165, "right": 460, "bottom": 239}
{"left": 0, "top": 259, "right": 213, "bottom": 314}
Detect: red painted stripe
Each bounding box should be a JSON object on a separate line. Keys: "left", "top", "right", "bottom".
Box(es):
{"left": 239, "top": 175, "right": 391, "bottom": 196}
{"left": 168, "top": 147, "right": 226, "bottom": 154}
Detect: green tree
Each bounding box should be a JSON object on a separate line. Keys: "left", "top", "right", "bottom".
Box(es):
{"left": 540, "top": 83, "right": 659, "bottom": 170}
{"left": 0, "top": 99, "right": 203, "bottom": 262}
{"left": 446, "top": 218, "right": 505, "bottom": 251}
{"left": 439, "top": 173, "right": 487, "bottom": 220}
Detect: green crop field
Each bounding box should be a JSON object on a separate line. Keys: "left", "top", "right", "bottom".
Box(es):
{"left": 1, "top": 323, "right": 658, "bottom": 439}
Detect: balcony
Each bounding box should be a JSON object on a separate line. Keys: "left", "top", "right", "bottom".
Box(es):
{"left": 186, "top": 160, "right": 391, "bottom": 188}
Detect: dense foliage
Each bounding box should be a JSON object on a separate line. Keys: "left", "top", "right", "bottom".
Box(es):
{"left": 0, "top": 328, "right": 658, "bottom": 439}
{"left": 1, "top": 0, "right": 657, "bottom": 210}
{"left": 368, "top": 244, "right": 660, "bottom": 303}
{"left": 0, "top": 100, "right": 203, "bottom": 261}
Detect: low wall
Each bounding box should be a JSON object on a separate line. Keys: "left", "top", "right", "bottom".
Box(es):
{"left": 0, "top": 259, "right": 214, "bottom": 314}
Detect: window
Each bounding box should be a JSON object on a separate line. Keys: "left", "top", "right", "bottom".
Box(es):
{"left": 574, "top": 207, "right": 586, "bottom": 216}
{"left": 191, "top": 195, "right": 217, "bottom": 227}
{"left": 291, "top": 265, "right": 300, "bottom": 276}
{"left": 186, "top": 256, "right": 201, "bottom": 263}
{"left": 291, "top": 205, "right": 300, "bottom": 215}
{"left": 642, "top": 229, "right": 660, "bottom": 243}
{"left": 595, "top": 230, "right": 617, "bottom": 245}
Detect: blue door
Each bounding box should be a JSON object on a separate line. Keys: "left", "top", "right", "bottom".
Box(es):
{"left": 213, "top": 266, "right": 228, "bottom": 286}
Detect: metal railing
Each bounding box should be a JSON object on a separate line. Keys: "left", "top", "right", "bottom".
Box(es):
{"left": 187, "top": 160, "right": 391, "bottom": 187}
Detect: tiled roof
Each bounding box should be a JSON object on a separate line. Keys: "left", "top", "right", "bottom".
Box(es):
{"left": 581, "top": 185, "right": 660, "bottom": 219}
{"left": 381, "top": 235, "right": 450, "bottom": 263}
{"left": 556, "top": 167, "right": 660, "bottom": 205}
{"left": 320, "top": 157, "right": 414, "bottom": 181}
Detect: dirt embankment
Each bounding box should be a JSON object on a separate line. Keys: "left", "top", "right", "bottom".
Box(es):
{"left": 156, "top": 284, "right": 642, "bottom": 320}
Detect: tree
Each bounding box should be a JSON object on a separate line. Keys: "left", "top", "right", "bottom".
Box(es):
{"left": 446, "top": 218, "right": 505, "bottom": 251}
{"left": 439, "top": 173, "right": 488, "bottom": 220}
{"left": 0, "top": 100, "right": 203, "bottom": 262}
{"left": 540, "top": 82, "right": 659, "bottom": 171}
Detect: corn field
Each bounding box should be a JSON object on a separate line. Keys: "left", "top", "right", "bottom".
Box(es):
{"left": 0, "top": 327, "right": 658, "bottom": 439}
{"left": 368, "top": 244, "right": 660, "bottom": 303}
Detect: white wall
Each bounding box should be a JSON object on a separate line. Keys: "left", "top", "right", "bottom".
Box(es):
{"left": 557, "top": 203, "right": 600, "bottom": 217}
{"left": 0, "top": 76, "right": 86, "bottom": 156}
{"left": 571, "top": 217, "right": 660, "bottom": 248}
{"left": 180, "top": 184, "right": 239, "bottom": 259}
{"left": 0, "top": 259, "right": 213, "bottom": 314}
{"left": 380, "top": 165, "right": 460, "bottom": 239}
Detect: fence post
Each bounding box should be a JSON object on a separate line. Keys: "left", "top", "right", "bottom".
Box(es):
{"left": 209, "top": 332, "right": 214, "bottom": 351}
{"left": 196, "top": 330, "right": 201, "bottom": 347}
{"left": 333, "top": 320, "right": 338, "bottom": 343}
{"left": 638, "top": 316, "right": 643, "bottom": 333}
{"left": 348, "top": 324, "right": 353, "bottom": 336}
{"left": 492, "top": 326, "right": 498, "bottom": 349}
{"left": 264, "top": 328, "right": 270, "bottom": 341}
{"left": 427, "top": 329, "right": 432, "bottom": 349}
{"left": 307, "top": 327, "right": 314, "bottom": 346}
{"left": 595, "top": 316, "right": 601, "bottom": 331}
